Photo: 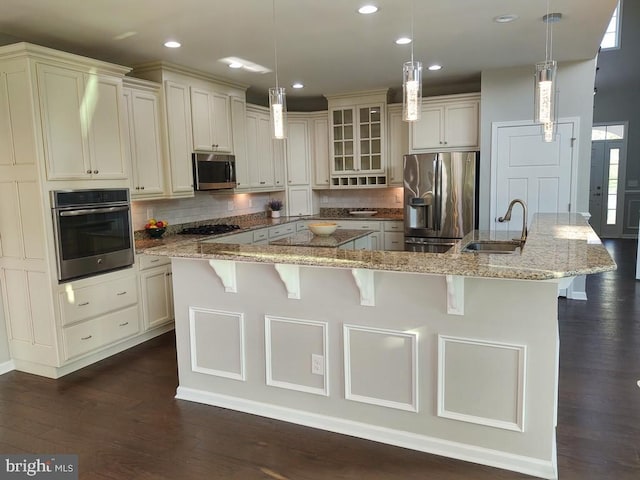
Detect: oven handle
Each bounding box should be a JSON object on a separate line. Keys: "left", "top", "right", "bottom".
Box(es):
{"left": 58, "top": 206, "right": 130, "bottom": 217}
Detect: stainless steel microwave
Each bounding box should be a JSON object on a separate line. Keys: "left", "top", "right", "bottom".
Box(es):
{"left": 192, "top": 153, "right": 237, "bottom": 190}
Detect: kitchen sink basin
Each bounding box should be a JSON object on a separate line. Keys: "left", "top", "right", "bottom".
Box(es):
{"left": 461, "top": 240, "right": 522, "bottom": 254}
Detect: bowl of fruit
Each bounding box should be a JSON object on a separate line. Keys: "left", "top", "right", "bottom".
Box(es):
{"left": 145, "top": 219, "right": 168, "bottom": 239}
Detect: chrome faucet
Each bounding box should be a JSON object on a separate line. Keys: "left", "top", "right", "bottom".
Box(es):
{"left": 498, "top": 199, "right": 528, "bottom": 244}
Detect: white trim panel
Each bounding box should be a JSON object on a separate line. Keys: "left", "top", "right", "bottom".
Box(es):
{"left": 438, "top": 335, "right": 527, "bottom": 432}
{"left": 264, "top": 315, "right": 329, "bottom": 396}
{"left": 0, "top": 359, "right": 15, "bottom": 375}
{"left": 343, "top": 324, "right": 418, "bottom": 412}
{"left": 188, "top": 307, "right": 246, "bottom": 381}
{"left": 176, "top": 386, "right": 557, "bottom": 480}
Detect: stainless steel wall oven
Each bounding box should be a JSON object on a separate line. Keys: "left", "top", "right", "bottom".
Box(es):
{"left": 51, "top": 189, "right": 134, "bottom": 282}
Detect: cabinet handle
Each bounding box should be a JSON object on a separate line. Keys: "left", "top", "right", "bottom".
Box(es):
{"left": 81, "top": 335, "right": 93, "bottom": 341}
{"left": 260, "top": 181, "right": 266, "bottom": 185}
{"left": 119, "top": 322, "right": 129, "bottom": 327}
{"left": 116, "top": 291, "right": 127, "bottom": 296}
{"left": 150, "top": 259, "right": 160, "bottom": 263}
{"left": 78, "top": 302, "right": 90, "bottom": 307}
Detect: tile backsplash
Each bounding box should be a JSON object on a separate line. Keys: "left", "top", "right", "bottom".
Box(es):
{"left": 132, "top": 187, "right": 403, "bottom": 230}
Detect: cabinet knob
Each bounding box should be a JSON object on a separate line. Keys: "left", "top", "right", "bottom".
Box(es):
{"left": 93, "top": 170, "right": 99, "bottom": 174}
{"left": 135, "top": 186, "right": 140, "bottom": 190}
{"left": 86, "top": 169, "right": 92, "bottom": 174}
{"left": 260, "top": 181, "right": 266, "bottom": 185}
{"left": 141, "top": 186, "right": 145, "bottom": 190}
{"left": 325, "top": 180, "right": 329, "bottom": 183}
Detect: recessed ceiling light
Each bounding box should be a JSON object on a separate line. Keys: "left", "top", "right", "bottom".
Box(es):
{"left": 395, "top": 37, "right": 412, "bottom": 45}
{"left": 493, "top": 14, "right": 519, "bottom": 23}
{"left": 543, "top": 13, "right": 562, "bottom": 23}
{"left": 219, "top": 57, "right": 271, "bottom": 74}
{"left": 164, "top": 40, "right": 181, "bottom": 48}
{"left": 358, "top": 5, "right": 379, "bottom": 15}
{"left": 292, "top": 83, "right": 304, "bottom": 89}
{"left": 428, "top": 64, "right": 442, "bottom": 71}
{"left": 228, "top": 62, "right": 243, "bottom": 69}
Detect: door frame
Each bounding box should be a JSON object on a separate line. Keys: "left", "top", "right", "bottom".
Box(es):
{"left": 591, "top": 121, "right": 629, "bottom": 238}
{"left": 489, "top": 117, "right": 580, "bottom": 227}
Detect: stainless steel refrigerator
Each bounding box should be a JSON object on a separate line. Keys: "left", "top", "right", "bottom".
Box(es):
{"left": 404, "top": 152, "right": 478, "bottom": 252}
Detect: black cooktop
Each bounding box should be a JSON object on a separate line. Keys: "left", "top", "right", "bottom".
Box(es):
{"left": 179, "top": 224, "right": 241, "bottom": 235}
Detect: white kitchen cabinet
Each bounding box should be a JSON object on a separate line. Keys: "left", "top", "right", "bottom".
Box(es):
{"left": 334, "top": 220, "right": 382, "bottom": 250}
{"left": 287, "top": 185, "right": 313, "bottom": 217}
{"left": 273, "top": 137, "right": 286, "bottom": 189}
{"left": 246, "top": 106, "right": 276, "bottom": 189}
{"left": 123, "top": 79, "right": 165, "bottom": 199}
{"left": 312, "top": 115, "right": 330, "bottom": 188}
{"left": 326, "top": 90, "right": 388, "bottom": 188}
{"left": 140, "top": 263, "right": 174, "bottom": 330}
{"left": 190, "top": 86, "right": 233, "bottom": 153}
{"left": 410, "top": 93, "right": 480, "bottom": 152}
{"left": 287, "top": 118, "right": 311, "bottom": 185}
{"left": 230, "top": 96, "right": 250, "bottom": 190}
{"left": 269, "top": 223, "right": 297, "bottom": 240}
{"left": 164, "top": 80, "right": 195, "bottom": 197}
{"left": 387, "top": 104, "right": 409, "bottom": 186}
{"left": 37, "top": 63, "right": 127, "bottom": 180}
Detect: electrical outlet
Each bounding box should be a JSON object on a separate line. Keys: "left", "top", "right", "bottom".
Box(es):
{"left": 311, "top": 354, "right": 324, "bottom": 375}
{"left": 146, "top": 208, "right": 154, "bottom": 220}
{"left": 227, "top": 200, "right": 234, "bottom": 211}
{"left": 395, "top": 194, "right": 401, "bottom": 203}
{"left": 249, "top": 198, "right": 254, "bottom": 208}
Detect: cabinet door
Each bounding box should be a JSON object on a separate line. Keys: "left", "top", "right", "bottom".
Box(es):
{"left": 357, "top": 105, "right": 384, "bottom": 173}
{"left": 164, "top": 81, "right": 194, "bottom": 196}
{"left": 246, "top": 111, "right": 261, "bottom": 187}
{"left": 257, "top": 114, "right": 275, "bottom": 187}
{"left": 128, "top": 88, "right": 165, "bottom": 197}
{"left": 330, "top": 107, "right": 355, "bottom": 173}
{"left": 86, "top": 74, "right": 127, "bottom": 178}
{"left": 287, "top": 119, "right": 310, "bottom": 185}
{"left": 312, "top": 117, "right": 330, "bottom": 188}
{"left": 273, "top": 138, "right": 286, "bottom": 188}
{"left": 37, "top": 63, "right": 91, "bottom": 179}
{"left": 190, "top": 87, "right": 214, "bottom": 151}
{"left": 444, "top": 101, "right": 479, "bottom": 148}
{"left": 231, "top": 97, "right": 250, "bottom": 189}
{"left": 287, "top": 185, "right": 312, "bottom": 216}
{"left": 410, "top": 104, "right": 444, "bottom": 151}
{"left": 210, "top": 91, "right": 232, "bottom": 152}
{"left": 141, "top": 265, "right": 174, "bottom": 330}
{"left": 387, "top": 105, "right": 408, "bottom": 186}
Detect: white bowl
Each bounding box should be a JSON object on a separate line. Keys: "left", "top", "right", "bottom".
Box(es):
{"left": 308, "top": 222, "right": 337, "bottom": 236}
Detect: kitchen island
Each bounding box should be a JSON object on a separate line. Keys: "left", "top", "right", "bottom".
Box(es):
{"left": 143, "top": 213, "right": 615, "bottom": 480}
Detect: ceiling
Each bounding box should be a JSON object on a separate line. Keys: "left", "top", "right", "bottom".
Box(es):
{"left": 0, "top": 0, "right": 617, "bottom": 108}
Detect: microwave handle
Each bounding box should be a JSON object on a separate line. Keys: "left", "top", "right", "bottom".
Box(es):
{"left": 59, "top": 206, "right": 130, "bottom": 217}
{"left": 226, "top": 161, "right": 235, "bottom": 182}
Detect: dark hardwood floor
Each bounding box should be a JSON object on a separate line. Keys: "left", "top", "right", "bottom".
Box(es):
{"left": 1, "top": 239, "right": 639, "bottom": 479}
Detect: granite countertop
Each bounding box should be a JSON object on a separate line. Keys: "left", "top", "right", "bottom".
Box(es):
{"left": 269, "top": 229, "right": 373, "bottom": 248}
{"left": 141, "top": 213, "right": 616, "bottom": 281}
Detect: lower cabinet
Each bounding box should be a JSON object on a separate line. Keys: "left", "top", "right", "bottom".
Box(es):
{"left": 139, "top": 255, "right": 174, "bottom": 330}
{"left": 383, "top": 221, "right": 405, "bottom": 251}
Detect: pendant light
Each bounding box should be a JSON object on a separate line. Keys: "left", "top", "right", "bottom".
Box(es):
{"left": 269, "top": 0, "right": 287, "bottom": 139}
{"left": 402, "top": 0, "right": 422, "bottom": 122}
{"left": 534, "top": 0, "right": 560, "bottom": 142}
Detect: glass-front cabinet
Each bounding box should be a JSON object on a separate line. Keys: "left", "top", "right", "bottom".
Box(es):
{"left": 327, "top": 90, "right": 387, "bottom": 188}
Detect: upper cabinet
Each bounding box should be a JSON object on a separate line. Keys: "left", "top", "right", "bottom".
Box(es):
{"left": 326, "top": 89, "right": 388, "bottom": 188}
{"left": 230, "top": 96, "right": 250, "bottom": 190}
{"left": 286, "top": 118, "right": 311, "bottom": 186}
{"left": 190, "top": 86, "right": 233, "bottom": 153}
{"left": 163, "top": 80, "right": 194, "bottom": 196}
{"left": 387, "top": 104, "right": 409, "bottom": 187}
{"left": 122, "top": 78, "right": 165, "bottom": 199}
{"left": 246, "top": 105, "right": 276, "bottom": 190}
{"left": 311, "top": 115, "right": 330, "bottom": 189}
{"left": 37, "top": 63, "right": 128, "bottom": 180}
{"left": 410, "top": 93, "right": 480, "bottom": 152}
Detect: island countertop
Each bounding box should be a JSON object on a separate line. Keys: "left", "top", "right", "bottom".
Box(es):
{"left": 142, "top": 213, "right": 616, "bottom": 281}
{"left": 267, "top": 229, "right": 373, "bottom": 247}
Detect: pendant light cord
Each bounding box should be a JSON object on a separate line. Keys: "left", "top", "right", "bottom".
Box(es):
{"left": 545, "top": 0, "right": 551, "bottom": 63}
{"left": 273, "top": 0, "right": 279, "bottom": 89}
{"left": 410, "top": 0, "right": 415, "bottom": 63}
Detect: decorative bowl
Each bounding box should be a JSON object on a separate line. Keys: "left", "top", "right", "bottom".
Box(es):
{"left": 308, "top": 222, "right": 337, "bottom": 236}
{"left": 146, "top": 227, "right": 166, "bottom": 239}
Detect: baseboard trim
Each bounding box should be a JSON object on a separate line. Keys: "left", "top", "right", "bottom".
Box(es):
{"left": 0, "top": 359, "right": 15, "bottom": 375}
{"left": 176, "top": 386, "right": 558, "bottom": 480}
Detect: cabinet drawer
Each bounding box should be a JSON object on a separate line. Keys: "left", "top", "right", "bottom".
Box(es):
{"left": 335, "top": 220, "right": 381, "bottom": 231}
{"left": 296, "top": 221, "right": 308, "bottom": 231}
{"left": 383, "top": 221, "right": 404, "bottom": 232}
{"left": 384, "top": 232, "right": 405, "bottom": 251}
{"left": 269, "top": 224, "right": 296, "bottom": 239}
{"left": 59, "top": 275, "right": 138, "bottom": 326}
{"left": 252, "top": 229, "right": 269, "bottom": 242}
{"left": 63, "top": 305, "right": 140, "bottom": 360}
{"left": 139, "top": 254, "right": 171, "bottom": 270}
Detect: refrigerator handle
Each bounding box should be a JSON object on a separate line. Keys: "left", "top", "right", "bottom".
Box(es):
{"left": 434, "top": 156, "right": 442, "bottom": 231}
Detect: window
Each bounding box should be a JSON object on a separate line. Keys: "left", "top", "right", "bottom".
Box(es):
{"left": 601, "top": 0, "right": 622, "bottom": 50}
{"left": 592, "top": 124, "right": 624, "bottom": 141}
{"left": 606, "top": 148, "right": 620, "bottom": 225}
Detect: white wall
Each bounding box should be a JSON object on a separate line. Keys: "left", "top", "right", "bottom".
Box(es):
{"left": 480, "top": 59, "right": 597, "bottom": 229}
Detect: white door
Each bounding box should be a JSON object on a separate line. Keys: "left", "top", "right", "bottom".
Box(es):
{"left": 491, "top": 121, "right": 576, "bottom": 234}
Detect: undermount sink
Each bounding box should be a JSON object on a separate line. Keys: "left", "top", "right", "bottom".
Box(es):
{"left": 461, "top": 240, "right": 522, "bottom": 254}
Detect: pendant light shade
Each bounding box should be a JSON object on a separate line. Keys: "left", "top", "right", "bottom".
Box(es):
{"left": 269, "top": 86, "right": 287, "bottom": 140}
{"left": 270, "top": 0, "right": 286, "bottom": 139}
{"left": 534, "top": 60, "right": 557, "bottom": 125}
{"left": 403, "top": 60, "right": 422, "bottom": 122}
